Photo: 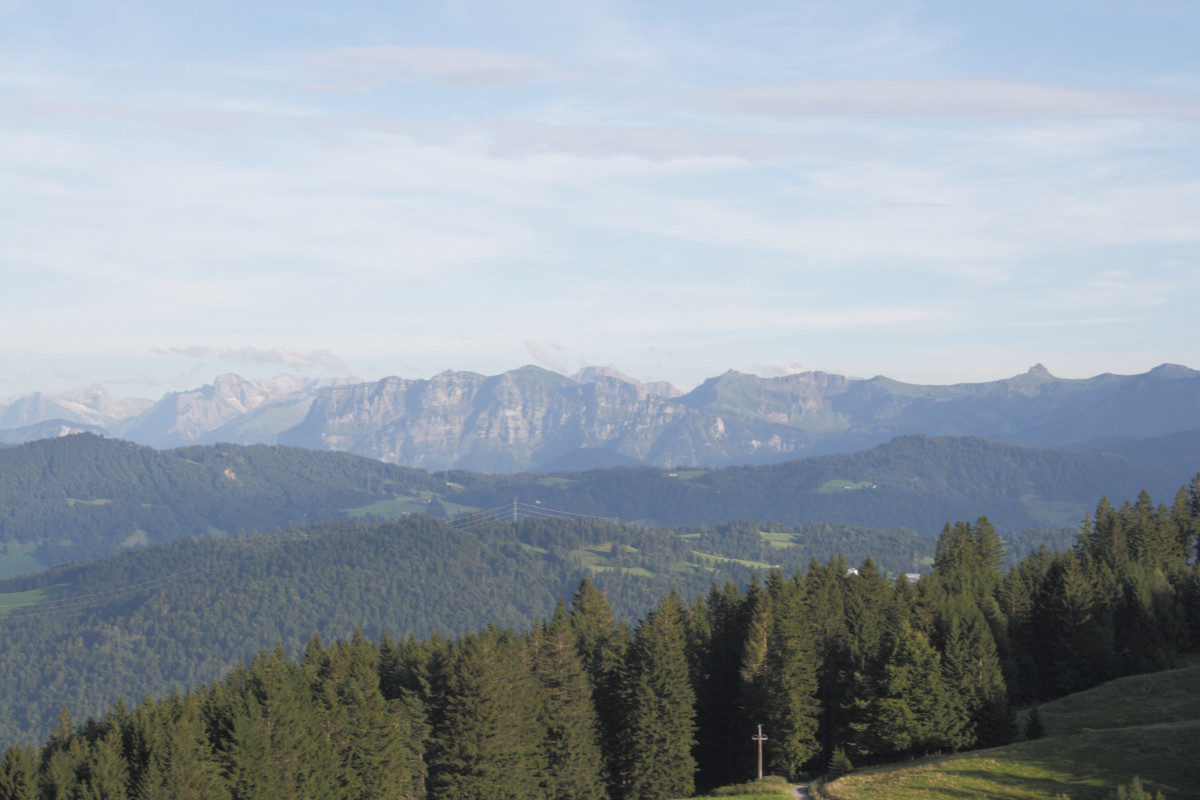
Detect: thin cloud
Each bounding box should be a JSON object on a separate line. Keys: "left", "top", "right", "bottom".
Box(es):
{"left": 487, "top": 122, "right": 874, "bottom": 161}
{"left": 0, "top": 97, "right": 245, "bottom": 135}
{"left": 706, "top": 79, "right": 1200, "bottom": 119}
{"left": 157, "top": 346, "right": 346, "bottom": 372}
{"left": 523, "top": 341, "right": 574, "bottom": 375}
{"left": 306, "top": 46, "right": 561, "bottom": 88}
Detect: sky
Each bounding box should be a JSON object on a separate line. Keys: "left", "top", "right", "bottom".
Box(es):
{"left": 2, "top": 0, "right": 1199, "bottom": 401}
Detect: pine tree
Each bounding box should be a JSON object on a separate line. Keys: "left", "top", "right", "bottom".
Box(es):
{"left": 760, "top": 570, "right": 821, "bottom": 777}
{"left": 1023, "top": 706, "right": 1044, "bottom": 740}
{"left": 314, "top": 632, "right": 426, "bottom": 800}
{"left": 621, "top": 591, "right": 697, "bottom": 800}
{"left": 1034, "top": 552, "right": 1115, "bottom": 694}
{"left": 427, "top": 628, "right": 547, "bottom": 800}
{"left": 738, "top": 578, "right": 773, "bottom": 778}
{"left": 1190, "top": 473, "right": 1200, "bottom": 562}
{"left": 0, "top": 744, "right": 40, "bottom": 800}
{"left": 1167, "top": 486, "right": 1197, "bottom": 569}
{"left": 1082, "top": 499, "right": 1131, "bottom": 571}
{"left": 235, "top": 645, "right": 339, "bottom": 800}
{"left": 826, "top": 747, "right": 853, "bottom": 778}
{"left": 936, "top": 592, "right": 1012, "bottom": 748}
{"left": 859, "top": 620, "right": 961, "bottom": 760}
{"left": 534, "top": 602, "right": 608, "bottom": 800}
{"left": 804, "top": 557, "right": 849, "bottom": 767}
{"left": 1000, "top": 546, "right": 1055, "bottom": 702}
{"left": 568, "top": 579, "right": 628, "bottom": 797}
{"left": 1110, "top": 776, "right": 1167, "bottom": 800}
{"left": 690, "top": 581, "right": 748, "bottom": 791}
{"left": 838, "top": 559, "right": 894, "bottom": 760}
{"left": 217, "top": 693, "right": 275, "bottom": 800}
{"left": 79, "top": 725, "right": 131, "bottom": 800}
{"left": 131, "top": 693, "right": 225, "bottom": 800}
{"left": 934, "top": 521, "right": 975, "bottom": 578}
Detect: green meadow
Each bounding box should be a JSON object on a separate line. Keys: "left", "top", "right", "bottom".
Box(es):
{"left": 814, "top": 665, "right": 1200, "bottom": 800}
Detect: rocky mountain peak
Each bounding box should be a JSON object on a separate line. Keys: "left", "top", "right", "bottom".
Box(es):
{"left": 1146, "top": 363, "right": 1199, "bottom": 380}
{"left": 3, "top": 363, "right": 1198, "bottom": 471}
{"left": 574, "top": 366, "right": 681, "bottom": 398}
{"left": 1026, "top": 363, "right": 1055, "bottom": 379}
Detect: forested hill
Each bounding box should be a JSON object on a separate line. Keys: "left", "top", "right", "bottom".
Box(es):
{"left": 0, "top": 434, "right": 440, "bottom": 576}
{"left": 0, "top": 433, "right": 1186, "bottom": 577}
{"left": 443, "top": 434, "right": 1182, "bottom": 532}
{"left": 2, "top": 482, "right": 1198, "bottom": 800}
{"left": 0, "top": 513, "right": 936, "bottom": 748}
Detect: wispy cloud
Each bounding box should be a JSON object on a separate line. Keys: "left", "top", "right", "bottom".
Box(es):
{"left": 705, "top": 80, "right": 1200, "bottom": 119}
{"left": 487, "top": 122, "right": 873, "bottom": 161}
{"left": 523, "top": 341, "right": 575, "bottom": 375}
{"left": 0, "top": 2, "right": 1197, "bottom": 395}
{"left": 304, "top": 46, "right": 561, "bottom": 89}
{"left": 156, "top": 346, "right": 346, "bottom": 372}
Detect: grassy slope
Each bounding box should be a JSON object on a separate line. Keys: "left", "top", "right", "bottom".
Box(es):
{"left": 684, "top": 777, "right": 795, "bottom": 800}
{"left": 816, "top": 665, "right": 1200, "bottom": 800}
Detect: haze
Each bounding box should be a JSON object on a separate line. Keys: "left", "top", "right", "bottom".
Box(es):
{"left": 2, "top": 0, "right": 1198, "bottom": 400}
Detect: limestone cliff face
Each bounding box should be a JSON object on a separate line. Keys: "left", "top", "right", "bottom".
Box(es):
{"left": 6, "top": 363, "right": 1199, "bottom": 472}
{"left": 278, "top": 363, "right": 1200, "bottom": 472}
{"left": 280, "top": 367, "right": 865, "bottom": 471}
{"left": 115, "top": 374, "right": 353, "bottom": 448}
{"left": 280, "top": 367, "right": 684, "bottom": 471}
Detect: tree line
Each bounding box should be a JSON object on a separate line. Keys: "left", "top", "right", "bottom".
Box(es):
{"left": 2, "top": 475, "right": 1197, "bottom": 800}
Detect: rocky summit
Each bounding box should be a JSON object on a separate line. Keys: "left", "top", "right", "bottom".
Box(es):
{"left": 2, "top": 364, "right": 1199, "bottom": 472}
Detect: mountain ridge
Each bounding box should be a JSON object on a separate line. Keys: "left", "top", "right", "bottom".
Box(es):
{"left": 2, "top": 363, "right": 1198, "bottom": 472}
{"left": 0, "top": 431, "right": 1187, "bottom": 579}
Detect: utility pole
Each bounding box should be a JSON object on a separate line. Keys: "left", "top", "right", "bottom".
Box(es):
{"left": 513, "top": 497, "right": 518, "bottom": 523}
{"left": 751, "top": 724, "right": 768, "bottom": 781}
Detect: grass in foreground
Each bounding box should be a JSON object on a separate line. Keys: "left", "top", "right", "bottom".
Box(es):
{"left": 685, "top": 776, "right": 795, "bottom": 800}
{"left": 816, "top": 665, "right": 1200, "bottom": 800}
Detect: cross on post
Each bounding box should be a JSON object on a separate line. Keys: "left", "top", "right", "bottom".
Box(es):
{"left": 751, "top": 724, "right": 768, "bottom": 781}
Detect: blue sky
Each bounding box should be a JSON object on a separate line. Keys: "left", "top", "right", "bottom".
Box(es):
{"left": 2, "top": 0, "right": 1198, "bottom": 399}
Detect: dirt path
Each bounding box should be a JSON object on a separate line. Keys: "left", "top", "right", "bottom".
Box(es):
{"left": 792, "top": 783, "right": 811, "bottom": 799}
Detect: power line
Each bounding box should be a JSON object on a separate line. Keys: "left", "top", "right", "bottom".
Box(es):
{"left": 452, "top": 500, "right": 619, "bottom": 530}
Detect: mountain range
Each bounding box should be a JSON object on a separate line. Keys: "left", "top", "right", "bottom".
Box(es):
{"left": 2, "top": 363, "right": 1199, "bottom": 472}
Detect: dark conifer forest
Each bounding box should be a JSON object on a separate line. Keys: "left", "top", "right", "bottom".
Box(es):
{"left": 0, "top": 433, "right": 1179, "bottom": 578}
{"left": 1, "top": 475, "right": 1197, "bottom": 800}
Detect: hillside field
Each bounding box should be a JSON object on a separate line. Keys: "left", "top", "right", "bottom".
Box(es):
{"left": 814, "top": 664, "right": 1200, "bottom": 800}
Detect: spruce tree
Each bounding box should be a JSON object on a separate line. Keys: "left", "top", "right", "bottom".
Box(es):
{"left": 761, "top": 570, "right": 821, "bottom": 777}
{"left": 1023, "top": 706, "right": 1044, "bottom": 740}
{"left": 131, "top": 693, "right": 225, "bottom": 800}
{"left": 427, "top": 628, "right": 547, "bottom": 800}
{"left": 236, "top": 646, "right": 339, "bottom": 800}
{"left": 217, "top": 694, "right": 275, "bottom": 800}
{"left": 314, "top": 632, "right": 426, "bottom": 800}
{"left": 691, "top": 581, "right": 748, "bottom": 790}
{"left": 936, "top": 592, "right": 1012, "bottom": 748}
{"left": 534, "top": 602, "right": 608, "bottom": 800}
{"left": 568, "top": 579, "right": 628, "bottom": 797}
{"left": 839, "top": 559, "right": 893, "bottom": 760}
{"left": 860, "top": 620, "right": 961, "bottom": 759}
{"left": 738, "top": 578, "right": 773, "bottom": 778}
{"left": 0, "top": 744, "right": 40, "bottom": 800}
{"left": 1110, "top": 776, "right": 1167, "bottom": 800}
{"left": 621, "top": 591, "right": 697, "bottom": 800}
{"left": 1034, "top": 552, "right": 1115, "bottom": 694}
{"left": 804, "top": 557, "right": 849, "bottom": 767}
{"left": 79, "top": 724, "right": 131, "bottom": 800}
